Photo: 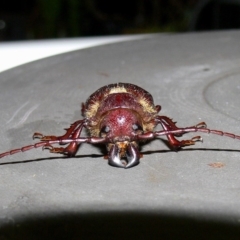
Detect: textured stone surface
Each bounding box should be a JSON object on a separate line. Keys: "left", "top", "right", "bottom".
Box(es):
{"left": 1, "top": 31, "right": 240, "bottom": 239}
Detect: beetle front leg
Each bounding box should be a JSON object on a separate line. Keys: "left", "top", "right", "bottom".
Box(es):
{"left": 33, "top": 120, "right": 85, "bottom": 143}
{"left": 36, "top": 120, "right": 86, "bottom": 156}
{"left": 156, "top": 116, "right": 206, "bottom": 149}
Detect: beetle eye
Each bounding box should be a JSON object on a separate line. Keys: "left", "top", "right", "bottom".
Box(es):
{"left": 100, "top": 126, "right": 110, "bottom": 134}
{"left": 132, "top": 123, "right": 143, "bottom": 131}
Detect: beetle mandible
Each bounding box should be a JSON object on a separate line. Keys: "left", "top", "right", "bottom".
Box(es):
{"left": 0, "top": 82, "right": 240, "bottom": 168}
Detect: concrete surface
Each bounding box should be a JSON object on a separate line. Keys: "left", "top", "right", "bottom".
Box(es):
{"left": 0, "top": 30, "right": 240, "bottom": 239}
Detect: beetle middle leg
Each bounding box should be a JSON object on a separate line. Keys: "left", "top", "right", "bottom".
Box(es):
{"left": 156, "top": 116, "right": 206, "bottom": 149}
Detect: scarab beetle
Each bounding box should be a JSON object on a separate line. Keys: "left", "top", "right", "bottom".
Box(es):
{"left": 0, "top": 83, "right": 240, "bottom": 168}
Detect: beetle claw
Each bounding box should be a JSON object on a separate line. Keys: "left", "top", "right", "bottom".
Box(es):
{"left": 108, "top": 144, "right": 125, "bottom": 168}
{"left": 42, "top": 143, "right": 53, "bottom": 151}
{"left": 125, "top": 144, "right": 140, "bottom": 168}
{"left": 33, "top": 132, "right": 43, "bottom": 140}
{"left": 196, "top": 122, "right": 207, "bottom": 129}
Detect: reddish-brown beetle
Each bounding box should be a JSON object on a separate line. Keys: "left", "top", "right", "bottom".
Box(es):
{"left": 0, "top": 82, "right": 240, "bottom": 168}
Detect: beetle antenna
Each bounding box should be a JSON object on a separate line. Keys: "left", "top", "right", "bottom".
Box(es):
{"left": 138, "top": 127, "right": 240, "bottom": 141}
{"left": 0, "top": 142, "right": 47, "bottom": 158}
{"left": 1, "top": 127, "right": 240, "bottom": 159}
{"left": 0, "top": 137, "right": 106, "bottom": 159}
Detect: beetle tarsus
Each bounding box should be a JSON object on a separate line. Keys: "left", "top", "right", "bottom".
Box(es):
{"left": 32, "top": 132, "right": 44, "bottom": 140}
{"left": 195, "top": 122, "right": 207, "bottom": 129}
{"left": 177, "top": 136, "right": 203, "bottom": 148}
{"left": 191, "top": 136, "right": 203, "bottom": 143}
{"left": 33, "top": 132, "right": 58, "bottom": 141}
{"left": 42, "top": 143, "right": 54, "bottom": 151}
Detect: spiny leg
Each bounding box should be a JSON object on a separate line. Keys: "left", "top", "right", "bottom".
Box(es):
{"left": 156, "top": 116, "right": 183, "bottom": 137}
{"left": 156, "top": 116, "right": 206, "bottom": 136}
{"left": 34, "top": 120, "right": 85, "bottom": 156}
{"left": 156, "top": 116, "right": 206, "bottom": 149}
{"left": 33, "top": 119, "right": 85, "bottom": 143}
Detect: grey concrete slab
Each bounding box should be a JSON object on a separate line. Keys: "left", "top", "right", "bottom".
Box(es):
{"left": 1, "top": 31, "right": 240, "bottom": 239}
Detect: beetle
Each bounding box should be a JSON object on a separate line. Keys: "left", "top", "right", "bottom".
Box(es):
{"left": 0, "top": 82, "right": 240, "bottom": 168}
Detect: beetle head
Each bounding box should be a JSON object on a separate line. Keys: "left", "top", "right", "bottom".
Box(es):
{"left": 100, "top": 109, "right": 143, "bottom": 168}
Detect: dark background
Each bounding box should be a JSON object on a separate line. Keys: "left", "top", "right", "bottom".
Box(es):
{"left": 0, "top": 0, "right": 240, "bottom": 41}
